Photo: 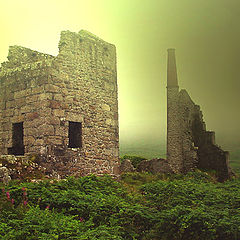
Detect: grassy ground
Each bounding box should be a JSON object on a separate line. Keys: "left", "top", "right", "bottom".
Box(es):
{"left": 120, "top": 140, "right": 166, "bottom": 159}
{"left": 229, "top": 149, "right": 240, "bottom": 173}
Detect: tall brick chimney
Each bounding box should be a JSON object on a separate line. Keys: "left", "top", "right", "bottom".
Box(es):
{"left": 167, "top": 48, "right": 178, "bottom": 88}
{"left": 166, "top": 48, "right": 182, "bottom": 173}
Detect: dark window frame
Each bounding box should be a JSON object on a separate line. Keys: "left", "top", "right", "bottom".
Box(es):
{"left": 8, "top": 122, "right": 25, "bottom": 156}
{"left": 68, "top": 121, "right": 82, "bottom": 148}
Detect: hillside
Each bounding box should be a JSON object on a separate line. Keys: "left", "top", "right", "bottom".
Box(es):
{"left": 120, "top": 140, "right": 166, "bottom": 159}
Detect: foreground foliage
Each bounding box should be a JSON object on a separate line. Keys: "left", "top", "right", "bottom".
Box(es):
{"left": 0, "top": 171, "right": 240, "bottom": 240}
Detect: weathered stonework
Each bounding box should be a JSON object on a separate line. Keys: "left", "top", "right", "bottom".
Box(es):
{"left": 0, "top": 30, "right": 119, "bottom": 178}
{"left": 137, "top": 158, "right": 173, "bottom": 174}
{"left": 167, "top": 49, "right": 232, "bottom": 181}
{"left": 0, "top": 154, "right": 46, "bottom": 183}
{"left": 119, "top": 159, "right": 135, "bottom": 173}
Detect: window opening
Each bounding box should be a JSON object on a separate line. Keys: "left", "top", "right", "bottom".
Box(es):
{"left": 68, "top": 121, "right": 82, "bottom": 148}
{"left": 8, "top": 122, "right": 25, "bottom": 155}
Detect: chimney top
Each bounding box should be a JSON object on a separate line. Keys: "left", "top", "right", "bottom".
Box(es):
{"left": 167, "top": 48, "right": 178, "bottom": 88}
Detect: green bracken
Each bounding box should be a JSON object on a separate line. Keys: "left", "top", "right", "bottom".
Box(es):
{"left": 0, "top": 171, "right": 240, "bottom": 240}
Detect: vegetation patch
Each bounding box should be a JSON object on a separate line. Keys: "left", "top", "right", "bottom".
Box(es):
{"left": 0, "top": 171, "right": 240, "bottom": 240}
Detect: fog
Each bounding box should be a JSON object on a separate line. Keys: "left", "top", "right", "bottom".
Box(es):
{"left": 1, "top": 0, "right": 239, "bottom": 153}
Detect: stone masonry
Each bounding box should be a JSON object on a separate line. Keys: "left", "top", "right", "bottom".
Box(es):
{"left": 0, "top": 30, "right": 119, "bottom": 178}
{"left": 167, "top": 49, "right": 232, "bottom": 181}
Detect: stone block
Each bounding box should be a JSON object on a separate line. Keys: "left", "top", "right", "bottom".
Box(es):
{"left": 119, "top": 159, "right": 135, "bottom": 173}
{"left": 24, "top": 127, "right": 38, "bottom": 136}
{"left": 6, "top": 101, "right": 14, "bottom": 109}
{"left": 46, "top": 136, "right": 63, "bottom": 145}
{"left": 5, "top": 109, "right": 14, "bottom": 117}
{"left": 20, "top": 105, "right": 32, "bottom": 114}
{"left": 106, "top": 118, "right": 113, "bottom": 125}
{"left": 39, "top": 93, "right": 53, "bottom": 101}
{"left": 2, "top": 122, "right": 11, "bottom": 131}
{"left": 53, "top": 109, "right": 65, "bottom": 117}
{"left": 38, "top": 124, "right": 54, "bottom": 136}
{"left": 31, "top": 86, "right": 44, "bottom": 94}
{"left": 50, "top": 100, "right": 61, "bottom": 109}
{"left": 65, "top": 96, "right": 74, "bottom": 104}
{"left": 34, "top": 138, "right": 45, "bottom": 146}
{"left": 39, "top": 108, "right": 52, "bottom": 116}
{"left": 55, "top": 127, "right": 68, "bottom": 137}
{"left": 26, "top": 94, "right": 39, "bottom": 104}
{"left": 5, "top": 91, "right": 14, "bottom": 101}
{"left": 65, "top": 112, "right": 83, "bottom": 122}
{"left": 47, "top": 116, "right": 60, "bottom": 125}
{"left": 137, "top": 158, "right": 173, "bottom": 174}
{"left": 15, "top": 98, "right": 26, "bottom": 108}
{"left": 45, "top": 84, "right": 59, "bottom": 93}
{"left": 54, "top": 94, "right": 63, "bottom": 101}
{"left": 0, "top": 167, "right": 11, "bottom": 184}
{"left": 61, "top": 102, "right": 69, "bottom": 109}
{"left": 14, "top": 89, "right": 31, "bottom": 99}
{"left": 102, "top": 103, "right": 110, "bottom": 111}
{"left": 34, "top": 99, "right": 50, "bottom": 108}
{"left": 25, "top": 117, "right": 45, "bottom": 128}
{"left": 26, "top": 112, "right": 39, "bottom": 121}
{"left": 24, "top": 136, "right": 35, "bottom": 145}
{"left": 0, "top": 100, "right": 5, "bottom": 109}
{"left": 12, "top": 113, "right": 24, "bottom": 123}
{"left": 61, "top": 88, "right": 68, "bottom": 96}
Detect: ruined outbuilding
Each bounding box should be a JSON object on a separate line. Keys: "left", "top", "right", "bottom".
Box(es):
{"left": 167, "top": 49, "right": 232, "bottom": 181}
{"left": 0, "top": 30, "right": 119, "bottom": 178}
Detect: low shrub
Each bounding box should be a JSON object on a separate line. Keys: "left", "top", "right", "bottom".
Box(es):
{"left": 0, "top": 175, "right": 154, "bottom": 239}
{"left": 1, "top": 171, "right": 240, "bottom": 239}
{"left": 141, "top": 173, "right": 240, "bottom": 240}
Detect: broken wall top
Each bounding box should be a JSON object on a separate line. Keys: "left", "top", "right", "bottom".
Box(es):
{"left": 58, "top": 30, "right": 116, "bottom": 51}
{"left": 57, "top": 30, "right": 117, "bottom": 74}
{"left": 0, "top": 30, "right": 116, "bottom": 80}
{"left": 0, "top": 45, "right": 54, "bottom": 81}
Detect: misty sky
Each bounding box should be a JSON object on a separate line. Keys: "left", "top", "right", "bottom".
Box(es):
{"left": 0, "top": 0, "right": 239, "bottom": 151}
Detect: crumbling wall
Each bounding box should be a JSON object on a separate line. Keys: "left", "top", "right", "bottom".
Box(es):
{"left": 167, "top": 48, "right": 232, "bottom": 181}
{"left": 0, "top": 30, "right": 119, "bottom": 178}
{"left": 0, "top": 46, "right": 54, "bottom": 156}
{"left": 45, "top": 30, "right": 119, "bottom": 176}
{"left": 191, "top": 108, "right": 232, "bottom": 181}
{"left": 178, "top": 90, "right": 198, "bottom": 172}
{"left": 177, "top": 89, "right": 231, "bottom": 181}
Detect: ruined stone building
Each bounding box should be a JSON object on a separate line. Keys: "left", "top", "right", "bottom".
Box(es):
{"left": 0, "top": 30, "right": 119, "bottom": 177}
{"left": 167, "top": 49, "right": 232, "bottom": 181}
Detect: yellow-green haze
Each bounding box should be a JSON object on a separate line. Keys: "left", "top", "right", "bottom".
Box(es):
{"left": 1, "top": 0, "right": 240, "bottom": 156}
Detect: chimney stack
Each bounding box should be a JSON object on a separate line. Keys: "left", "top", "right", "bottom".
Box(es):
{"left": 167, "top": 48, "right": 178, "bottom": 88}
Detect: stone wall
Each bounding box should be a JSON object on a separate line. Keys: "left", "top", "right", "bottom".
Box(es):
{"left": 0, "top": 46, "right": 54, "bottom": 155}
{"left": 0, "top": 30, "right": 119, "bottom": 178}
{"left": 166, "top": 49, "right": 183, "bottom": 173}
{"left": 167, "top": 49, "right": 232, "bottom": 181}
{"left": 178, "top": 90, "right": 199, "bottom": 173}
{"left": 178, "top": 89, "right": 232, "bottom": 181}
{"left": 167, "top": 86, "right": 183, "bottom": 172}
